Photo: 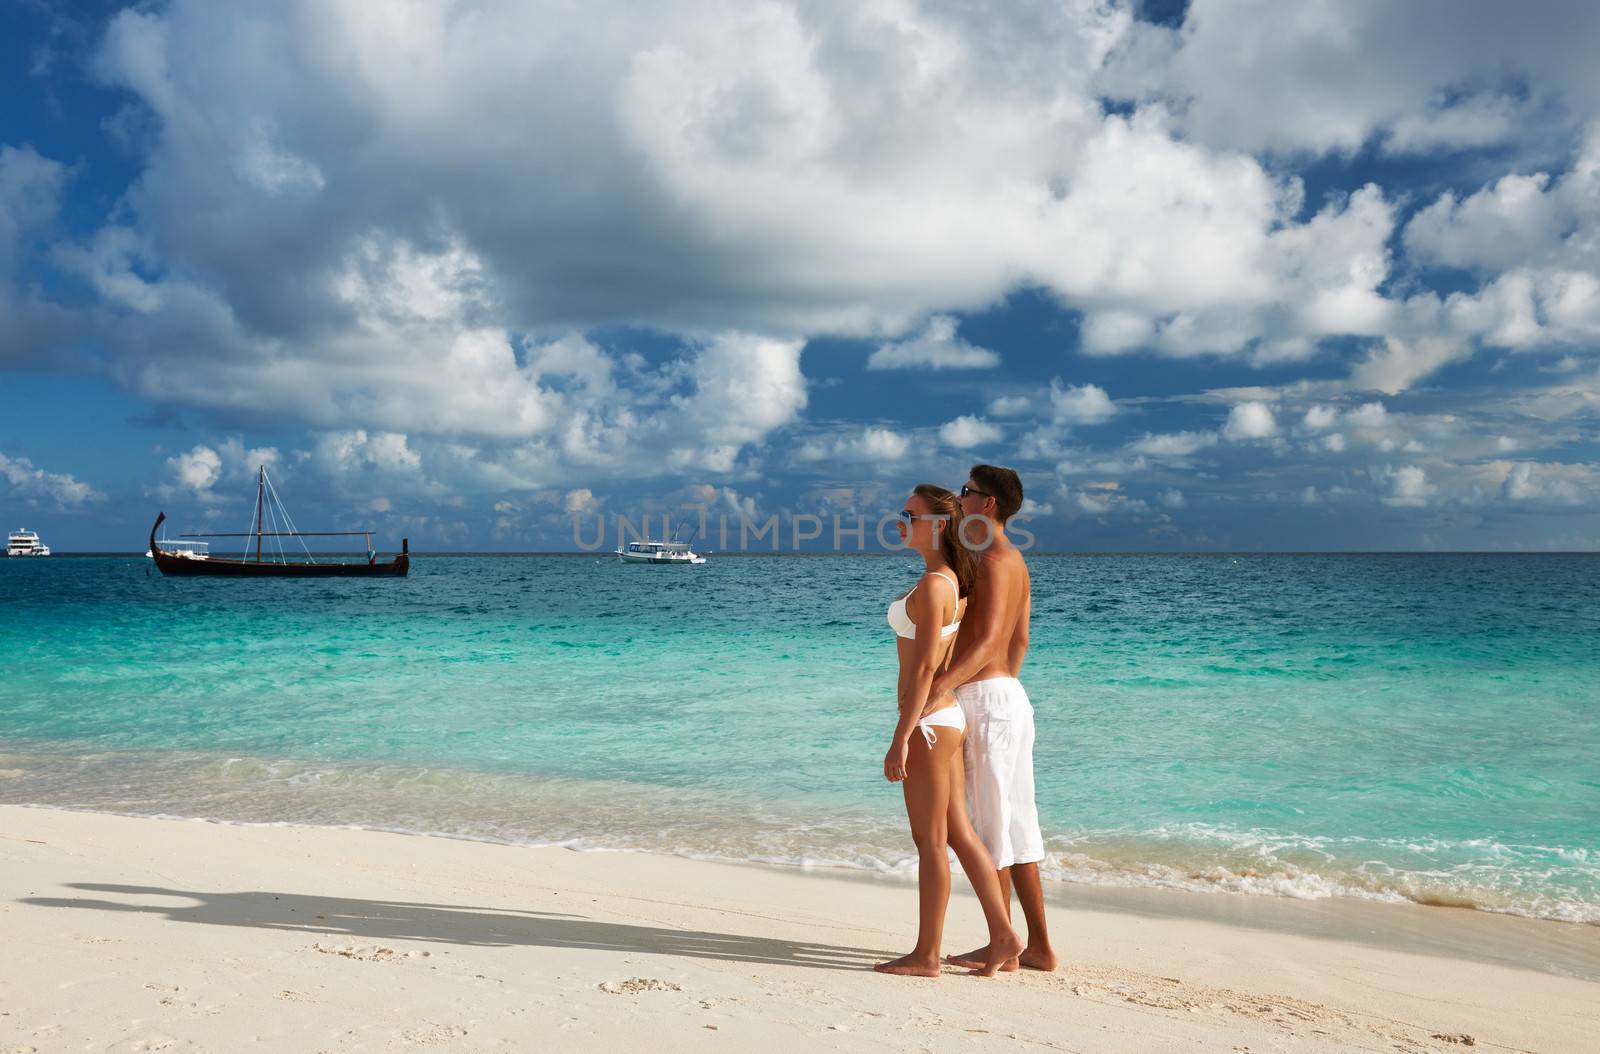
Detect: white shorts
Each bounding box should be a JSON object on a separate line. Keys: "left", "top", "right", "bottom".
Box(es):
{"left": 956, "top": 677, "right": 1044, "bottom": 870}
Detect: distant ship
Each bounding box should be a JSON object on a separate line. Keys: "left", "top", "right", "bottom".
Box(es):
{"left": 615, "top": 540, "right": 706, "bottom": 564}
{"left": 150, "top": 466, "right": 408, "bottom": 578}
{"left": 7, "top": 528, "right": 50, "bottom": 556}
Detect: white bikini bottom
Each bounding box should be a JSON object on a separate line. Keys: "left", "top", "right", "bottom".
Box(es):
{"left": 916, "top": 704, "right": 966, "bottom": 747}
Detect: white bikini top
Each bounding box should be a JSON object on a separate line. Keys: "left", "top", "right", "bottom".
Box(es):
{"left": 888, "top": 570, "right": 962, "bottom": 640}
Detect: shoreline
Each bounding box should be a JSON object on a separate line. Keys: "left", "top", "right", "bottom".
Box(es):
{"left": 6, "top": 800, "right": 1598, "bottom": 980}
{"left": 4, "top": 739, "right": 1597, "bottom": 928}
{"left": 6, "top": 736, "right": 1598, "bottom": 930}
{"left": 4, "top": 805, "right": 1598, "bottom": 1052}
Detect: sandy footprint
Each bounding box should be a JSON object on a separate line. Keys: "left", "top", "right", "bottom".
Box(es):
{"left": 598, "top": 977, "right": 682, "bottom": 994}
{"left": 310, "top": 942, "right": 430, "bottom": 962}
{"left": 400, "top": 1023, "right": 468, "bottom": 1045}
{"left": 1055, "top": 965, "right": 1484, "bottom": 1052}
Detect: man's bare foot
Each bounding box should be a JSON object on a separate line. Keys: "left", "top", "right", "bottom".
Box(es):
{"left": 873, "top": 953, "right": 941, "bottom": 977}
{"left": 944, "top": 945, "right": 1019, "bottom": 972}
{"left": 972, "top": 930, "right": 1025, "bottom": 977}
{"left": 1018, "top": 944, "right": 1059, "bottom": 972}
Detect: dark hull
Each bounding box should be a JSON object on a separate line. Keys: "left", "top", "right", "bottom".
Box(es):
{"left": 149, "top": 511, "right": 408, "bottom": 578}
{"left": 153, "top": 552, "right": 409, "bottom": 577}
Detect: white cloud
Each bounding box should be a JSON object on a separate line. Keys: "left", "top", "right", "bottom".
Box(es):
{"left": 563, "top": 488, "right": 601, "bottom": 515}
{"left": 1378, "top": 464, "right": 1437, "bottom": 507}
{"left": 1400, "top": 127, "right": 1600, "bottom": 353}
{"left": 1050, "top": 382, "right": 1117, "bottom": 426}
{"left": 315, "top": 430, "right": 422, "bottom": 475}
{"left": 1500, "top": 461, "right": 1590, "bottom": 506}
{"left": 1080, "top": 311, "right": 1153, "bottom": 354}
{"left": 1302, "top": 405, "right": 1338, "bottom": 432}
{"left": 0, "top": 452, "right": 102, "bottom": 506}
{"left": 1159, "top": 488, "right": 1185, "bottom": 508}
{"left": 1383, "top": 93, "right": 1522, "bottom": 156}
{"left": 1403, "top": 172, "right": 1566, "bottom": 274}
{"left": 867, "top": 315, "right": 1000, "bottom": 370}
{"left": 1223, "top": 401, "right": 1276, "bottom": 440}
{"left": 1129, "top": 431, "right": 1217, "bottom": 457}
{"left": 986, "top": 395, "right": 1032, "bottom": 417}
{"left": 939, "top": 415, "right": 1001, "bottom": 449}
{"left": 5, "top": 0, "right": 1493, "bottom": 458}
{"left": 167, "top": 444, "right": 222, "bottom": 494}
{"left": 798, "top": 426, "right": 911, "bottom": 463}
{"left": 1349, "top": 336, "right": 1472, "bottom": 395}
{"left": 1346, "top": 401, "right": 1389, "bottom": 430}
{"left": 0, "top": 144, "right": 67, "bottom": 277}
{"left": 1109, "top": 2, "right": 1600, "bottom": 157}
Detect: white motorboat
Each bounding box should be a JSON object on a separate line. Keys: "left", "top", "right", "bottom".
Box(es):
{"left": 7, "top": 528, "right": 50, "bottom": 556}
{"left": 615, "top": 540, "right": 706, "bottom": 564}
{"left": 145, "top": 538, "right": 210, "bottom": 560}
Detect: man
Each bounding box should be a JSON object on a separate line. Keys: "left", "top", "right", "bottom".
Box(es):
{"left": 925, "top": 464, "right": 1056, "bottom": 972}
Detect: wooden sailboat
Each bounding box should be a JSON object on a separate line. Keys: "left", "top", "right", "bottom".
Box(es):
{"left": 149, "top": 466, "right": 409, "bottom": 578}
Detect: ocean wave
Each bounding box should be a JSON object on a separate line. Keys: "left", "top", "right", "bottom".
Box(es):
{"left": 3, "top": 747, "right": 1597, "bottom": 926}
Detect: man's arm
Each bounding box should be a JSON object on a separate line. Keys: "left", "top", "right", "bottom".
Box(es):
{"left": 925, "top": 556, "right": 1015, "bottom": 709}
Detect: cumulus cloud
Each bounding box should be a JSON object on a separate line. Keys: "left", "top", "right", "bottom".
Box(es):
{"left": 867, "top": 315, "right": 1000, "bottom": 370}
{"left": 939, "top": 415, "right": 1001, "bottom": 448}
{"left": 1400, "top": 127, "right": 1600, "bottom": 354}
{"left": 1050, "top": 382, "right": 1117, "bottom": 425}
{"left": 797, "top": 426, "right": 911, "bottom": 463}
{"left": 563, "top": 488, "right": 602, "bottom": 515}
{"left": 1497, "top": 461, "right": 1593, "bottom": 506}
{"left": 1302, "top": 405, "right": 1338, "bottom": 432}
{"left": 0, "top": 0, "right": 1492, "bottom": 454}
{"left": 1223, "top": 401, "right": 1276, "bottom": 440}
{"left": 167, "top": 444, "right": 222, "bottom": 494}
{"left": 986, "top": 395, "right": 1032, "bottom": 417}
{"left": 0, "top": 452, "right": 102, "bottom": 507}
{"left": 1377, "top": 464, "right": 1437, "bottom": 508}
{"left": 1106, "top": 1, "right": 1600, "bottom": 157}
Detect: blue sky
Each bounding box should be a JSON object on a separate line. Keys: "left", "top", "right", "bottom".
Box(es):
{"left": 2, "top": 0, "right": 1597, "bottom": 552}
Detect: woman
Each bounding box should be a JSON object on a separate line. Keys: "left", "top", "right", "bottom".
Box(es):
{"left": 875, "top": 484, "right": 1024, "bottom": 978}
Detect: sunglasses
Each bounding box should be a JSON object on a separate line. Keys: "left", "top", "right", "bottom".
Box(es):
{"left": 960, "top": 484, "right": 992, "bottom": 499}
{"left": 898, "top": 509, "right": 915, "bottom": 522}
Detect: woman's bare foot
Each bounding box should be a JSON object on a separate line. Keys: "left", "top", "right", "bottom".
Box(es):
{"left": 945, "top": 945, "right": 1019, "bottom": 972}
{"left": 971, "top": 930, "right": 1025, "bottom": 977}
{"left": 873, "top": 953, "right": 941, "bottom": 977}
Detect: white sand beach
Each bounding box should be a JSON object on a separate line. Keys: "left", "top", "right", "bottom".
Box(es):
{"left": 3, "top": 804, "right": 1597, "bottom": 1053}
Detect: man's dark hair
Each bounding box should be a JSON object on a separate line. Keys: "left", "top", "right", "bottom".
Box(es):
{"left": 969, "top": 464, "right": 1023, "bottom": 523}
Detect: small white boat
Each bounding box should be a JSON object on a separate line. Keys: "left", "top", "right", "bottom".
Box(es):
{"left": 615, "top": 540, "right": 706, "bottom": 564}
{"left": 145, "top": 538, "right": 210, "bottom": 560}
{"left": 7, "top": 528, "right": 50, "bottom": 556}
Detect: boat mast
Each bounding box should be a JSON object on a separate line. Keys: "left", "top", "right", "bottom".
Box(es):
{"left": 254, "top": 465, "right": 264, "bottom": 563}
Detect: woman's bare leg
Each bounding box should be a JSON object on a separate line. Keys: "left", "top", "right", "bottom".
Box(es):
{"left": 943, "top": 738, "right": 1024, "bottom": 976}
{"left": 874, "top": 729, "right": 961, "bottom": 977}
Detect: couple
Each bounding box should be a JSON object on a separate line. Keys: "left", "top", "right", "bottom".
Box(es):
{"left": 877, "top": 464, "right": 1056, "bottom": 979}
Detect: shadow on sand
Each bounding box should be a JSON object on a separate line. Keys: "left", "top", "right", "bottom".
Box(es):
{"left": 22, "top": 882, "right": 889, "bottom": 972}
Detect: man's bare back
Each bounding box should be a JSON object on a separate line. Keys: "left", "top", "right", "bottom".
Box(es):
{"left": 943, "top": 537, "right": 1030, "bottom": 692}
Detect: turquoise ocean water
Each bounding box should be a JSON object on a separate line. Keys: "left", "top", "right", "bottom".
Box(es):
{"left": 2, "top": 553, "right": 1597, "bottom": 925}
